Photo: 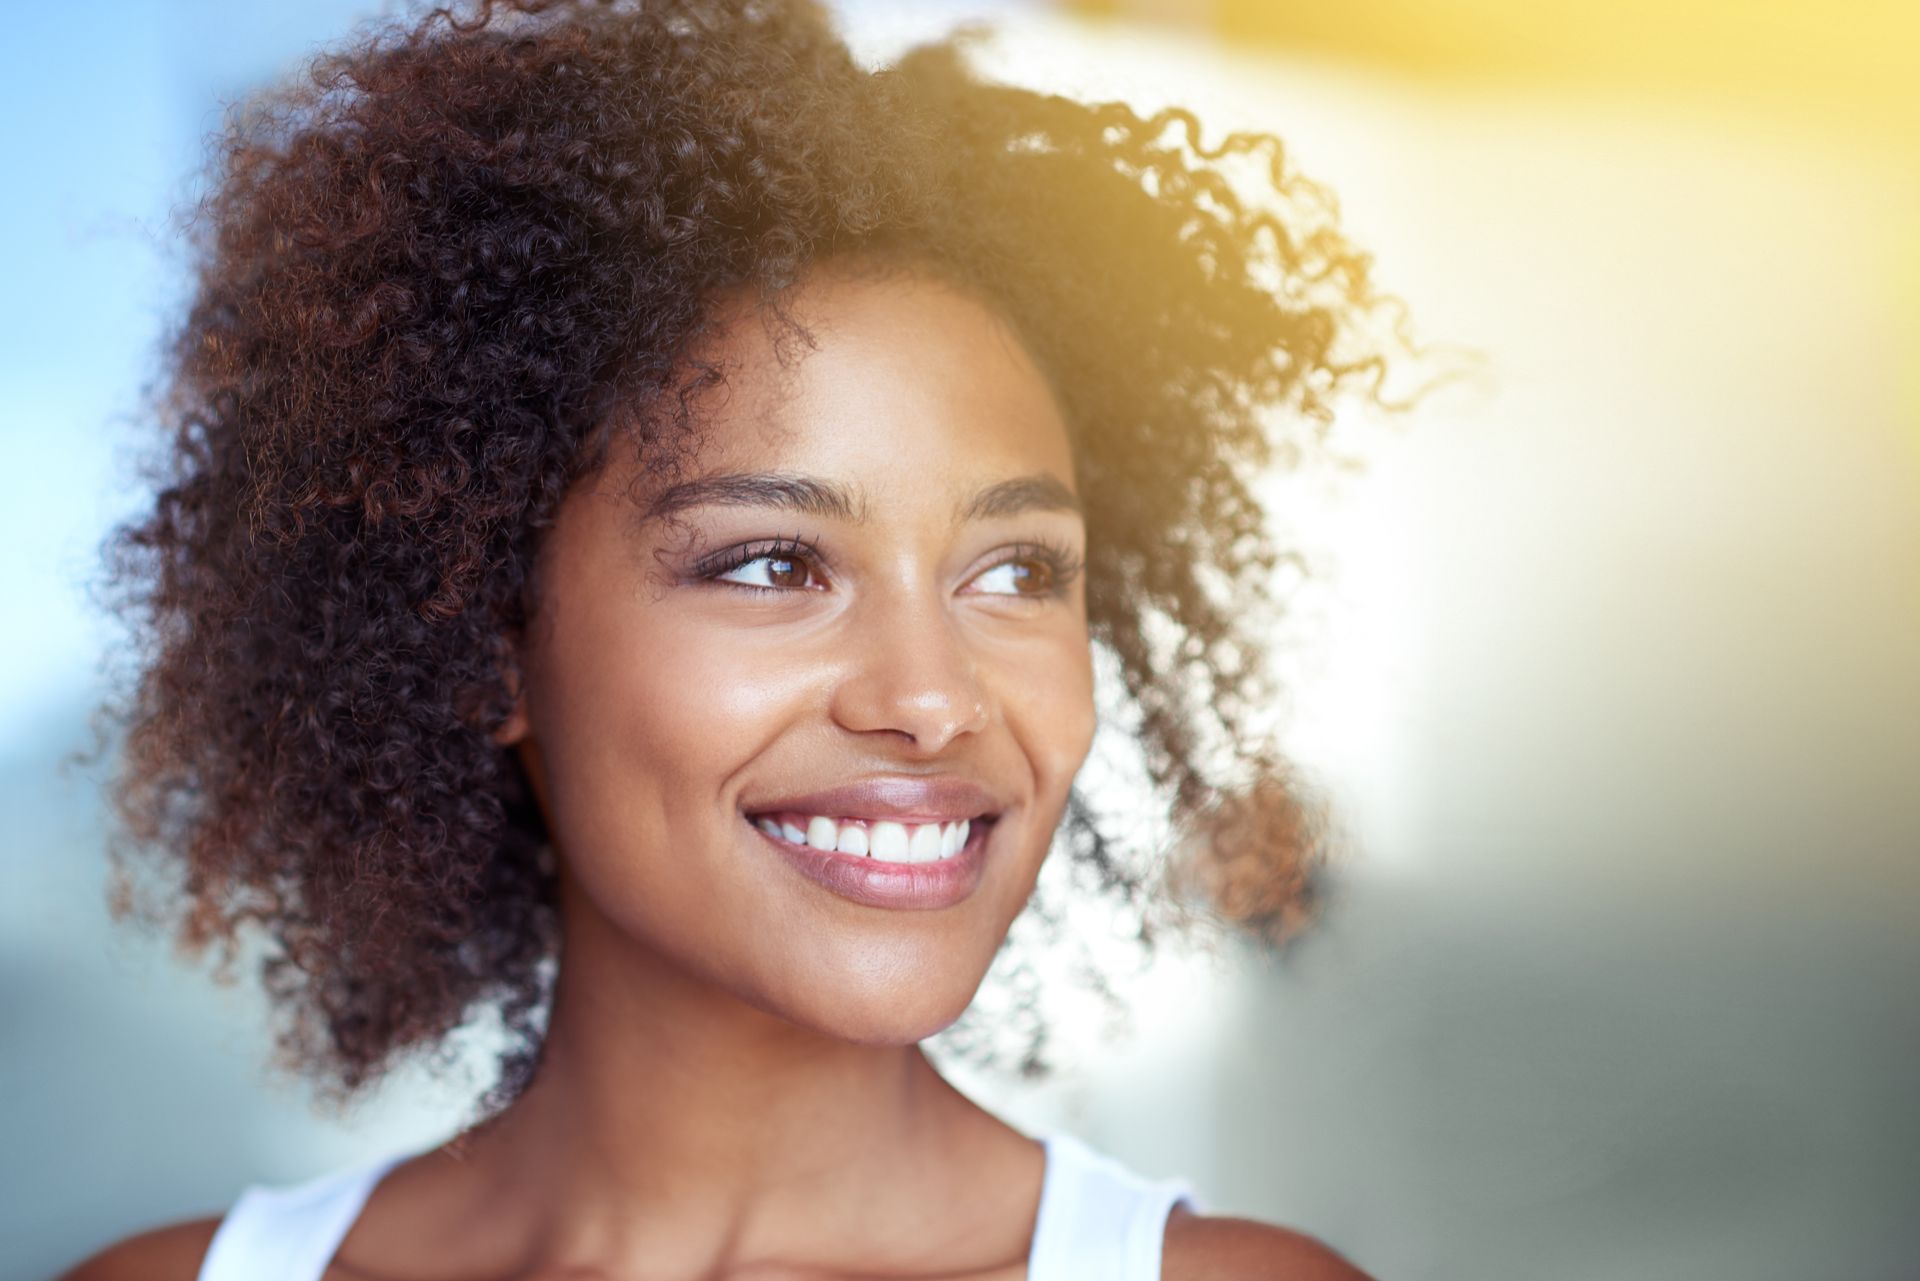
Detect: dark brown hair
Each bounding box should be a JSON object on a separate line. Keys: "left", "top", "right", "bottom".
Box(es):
{"left": 101, "top": 0, "right": 1416, "bottom": 1118}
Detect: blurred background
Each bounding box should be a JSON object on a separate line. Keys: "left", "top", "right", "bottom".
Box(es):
{"left": 3, "top": 1, "right": 1916, "bottom": 1278}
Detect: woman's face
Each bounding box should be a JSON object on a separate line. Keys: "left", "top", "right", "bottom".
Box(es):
{"left": 501, "top": 265, "right": 1096, "bottom": 1044}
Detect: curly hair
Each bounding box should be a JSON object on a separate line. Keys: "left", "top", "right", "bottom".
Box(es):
{"left": 100, "top": 0, "right": 1415, "bottom": 1118}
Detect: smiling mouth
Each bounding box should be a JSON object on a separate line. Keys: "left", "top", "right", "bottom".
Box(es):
{"left": 744, "top": 809, "right": 997, "bottom": 865}
{"left": 742, "top": 807, "right": 1001, "bottom": 911}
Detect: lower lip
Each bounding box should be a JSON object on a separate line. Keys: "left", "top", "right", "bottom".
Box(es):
{"left": 747, "top": 815, "right": 996, "bottom": 910}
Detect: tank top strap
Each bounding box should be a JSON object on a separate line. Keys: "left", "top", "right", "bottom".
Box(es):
{"left": 1029, "top": 1131, "right": 1204, "bottom": 1281}
{"left": 197, "top": 1133, "right": 1199, "bottom": 1280}
{"left": 195, "top": 1151, "right": 407, "bottom": 1281}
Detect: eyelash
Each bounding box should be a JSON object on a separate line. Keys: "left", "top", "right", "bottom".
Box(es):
{"left": 693, "top": 533, "right": 1084, "bottom": 600}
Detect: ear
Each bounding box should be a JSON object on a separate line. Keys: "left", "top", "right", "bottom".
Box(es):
{"left": 489, "top": 635, "right": 531, "bottom": 747}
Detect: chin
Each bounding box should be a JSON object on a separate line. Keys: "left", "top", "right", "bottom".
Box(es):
{"left": 769, "top": 963, "right": 988, "bottom": 1048}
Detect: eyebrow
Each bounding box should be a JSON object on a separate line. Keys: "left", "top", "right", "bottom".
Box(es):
{"left": 639, "top": 470, "right": 1083, "bottom": 527}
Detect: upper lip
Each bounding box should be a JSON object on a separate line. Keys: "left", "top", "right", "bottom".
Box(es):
{"left": 744, "top": 774, "right": 1006, "bottom": 825}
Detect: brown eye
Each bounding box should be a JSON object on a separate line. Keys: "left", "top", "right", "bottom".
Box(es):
{"left": 720, "top": 553, "right": 815, "bottom": 590}
{"left": 1006, "top": 556, "right": 1055, "bottom": 596}
{"left": 708, "top": 541, "right": 826, "bottom": 593}
{"left": 762, "top": 554, "right": 812, "bottom": 590}
{"left": 972, "top": 552, "right": 1061, "bottom": 598}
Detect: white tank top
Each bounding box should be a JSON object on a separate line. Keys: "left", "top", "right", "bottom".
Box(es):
{"left": 194, "top": 1130, "right": 1201, "bottom": 1280}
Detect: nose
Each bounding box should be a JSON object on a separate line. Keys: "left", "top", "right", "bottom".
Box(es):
{"left": 829, "top": 588, "right": 991, "bottom": 753}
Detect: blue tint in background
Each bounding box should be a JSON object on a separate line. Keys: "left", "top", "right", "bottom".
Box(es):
{"left": 8, "top": 3, "right": 1920, "bottom": 1280}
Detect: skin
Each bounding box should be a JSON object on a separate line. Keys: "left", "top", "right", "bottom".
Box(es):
{"left": 58, "top": 264, "right": 1371, "bottom": 1281}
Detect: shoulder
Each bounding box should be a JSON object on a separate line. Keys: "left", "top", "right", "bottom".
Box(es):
{"left": 1161, "top": 1204, "right": 1375, "bottom": 1281}
{"left": 50, "top": 1216, "right": 222, "bottom": 1281}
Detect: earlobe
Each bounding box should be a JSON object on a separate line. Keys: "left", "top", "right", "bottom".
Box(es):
{"left": 489, "top": 638, "right": 530, "bottom": 747}
{"left": 492, "top": 696, "right": 530, "bottom": 747}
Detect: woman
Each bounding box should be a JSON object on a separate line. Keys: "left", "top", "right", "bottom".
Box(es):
{"left": 63, "top": 0, "right": 1402, "bottom": 1276}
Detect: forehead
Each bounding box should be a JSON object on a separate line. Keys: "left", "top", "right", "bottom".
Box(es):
{"left": 650, "top": 264, "right": 1075, "bottom": 490}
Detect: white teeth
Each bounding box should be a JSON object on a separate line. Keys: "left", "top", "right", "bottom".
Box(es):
{"left": 867, "top": 821, "right": 902, "bottom": 860}
{"left": 909, "top": 822, "right": 943, "bottom": 863}
{"left": 754, "top": 811, "right": 980, "bottom": 863}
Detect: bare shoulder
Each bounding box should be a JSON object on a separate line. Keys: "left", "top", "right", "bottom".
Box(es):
{"left": 1162, "top": 1205, "right": 1376, "bottom": 1281}
{"left": 50, "top": 1216, "right": 222, "bottom": 1281}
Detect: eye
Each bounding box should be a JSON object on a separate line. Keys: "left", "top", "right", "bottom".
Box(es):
{"left": 968, "top": 541, "right": 1083, "bottom": 600}
{"left": 697, "top": 536, "right": 1083, "bottom": 599}
{"left": 702, "top": 537, "right": 826, "bottom": 594}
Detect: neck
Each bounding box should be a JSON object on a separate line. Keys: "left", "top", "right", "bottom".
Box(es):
{"left": 410, "top": 883, "right": 1040, "bottom": 1276}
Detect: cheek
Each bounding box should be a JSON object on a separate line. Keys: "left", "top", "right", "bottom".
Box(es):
{"left": 620, "top": 613, "right": 811, "bottom": 764}
{"left": 529, "top": 597, "right": 813, "bottom": 843}
{"left": 1001, "top": 631, "right": 1097, "bottom": 795}
{"left": 523, "top": 607, "right": 806, "bottom": 983}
